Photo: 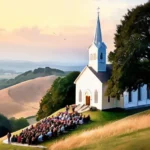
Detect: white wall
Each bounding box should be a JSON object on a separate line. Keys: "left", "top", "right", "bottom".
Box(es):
{"left": 124, "top": 84, "right": 150, "bottom": 108}
{"left": 75, "top": 67, "right": 103, "bottom": 110}
{"left": 102, "top": 84, "right": 124, "bottom": 109}
{"left": 88, "top": 44, "right": 98, "bottom": 72}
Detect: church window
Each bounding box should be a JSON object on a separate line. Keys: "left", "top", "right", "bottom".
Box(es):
{"left": 94, "top": 53, "right": 96, "bottom": 60}
{"left": 79, "top": 90, "right": 82, "bottom": 102}
{"left": 100, "top": 53, "right": 103, "bottom": 60}
{"left": 90, "top": 54, "right": 92, "bottom": 60}
{"left": 147, "top": 85, "right": 150, "bottom": 99}
{"left": 91, "top": 54, "right": 93, "bottom": 60}
{"left": 138, "top": 85, "right": 141, "bottom": 101}
{"left": 129, "top": 91, "right": 132, "bottom": 102}
{"left": 108, "top": 96, "right": 110, "bottom": 103}
{"left": 94, "top": 90, "right": 98, "bottom": 103}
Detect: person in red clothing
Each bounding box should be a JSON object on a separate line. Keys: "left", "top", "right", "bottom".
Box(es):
{"left": 17, "top": 134, "right": 22, "bottom": 143}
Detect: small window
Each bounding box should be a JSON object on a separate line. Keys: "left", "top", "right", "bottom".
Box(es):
{"left": 147, "top": 85, "right": 150, "bottom": 99}
{"left": 129, "top": 91, "right": 132, "bottom": 102}
{"left": 94, "top": 90, "right": 98, "bottom": 103}
{"left": 90, "top": 54, "right": 92, "bottom": 60}
{"left": 94, "top": 53, "right": 96, "bottom": 60}
{"left": 79, "top": 90, "right": 82, "bottom": 102}
{"left": 138, "top": 85, "right": 141, "bottom": 101}
{"left": 90, "top": 54, "right": 93, "bottom": 60}
{"left": 108, "top": 96, "right": 110, "bottom": 103}
{"left": 117, "top": 96, "right": 120, "bottom": 100}
{"left": 100, "top": 53, "right": 103, "bottom": 60}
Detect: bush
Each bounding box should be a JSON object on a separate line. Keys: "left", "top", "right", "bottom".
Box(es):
{"left": 37, "top": 71, "right": 80, "bottom": 120}
{"left": 9, "top": 117, "right": 29, "bottom": 132}
{"left": 90, "top": 107, "right": 98, "bottom": 111}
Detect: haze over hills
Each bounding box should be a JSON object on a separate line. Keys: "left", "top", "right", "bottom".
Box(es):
{"left": 0, "top": 75, "right": 57, "bottom": 119}
{"left": 0, "top": 60, "right": 85, "bottom": 72}
{"left": 0, "top": 67, "right": 65, "bottom": 90}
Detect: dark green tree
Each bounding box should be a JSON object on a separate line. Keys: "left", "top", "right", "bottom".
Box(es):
{"left": 9, "top": 117, "right": 29, "bottom": 132}
{"left": 106, "top": 1, "right": 150, "bottom": 98}
{"left": 0, "top": 114, "right": 11, "bottom": 137}
{"left": 37, "top": 71, "right": 80, "bottom": 120}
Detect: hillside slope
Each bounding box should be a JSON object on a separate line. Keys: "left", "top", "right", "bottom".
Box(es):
{"left": 0, "top": 75, "right": 57, "bottom": 118}
{"left": 1, "top": 107, "right": 150, "bottom": 150}
{"left": 0, "top": 67, "right": 65, "bottom": 90}
{"left": 49, "top": 110, "right": 150, "bottom": 150}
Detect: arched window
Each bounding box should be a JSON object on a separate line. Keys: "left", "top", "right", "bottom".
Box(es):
{"left": 94, "top": 53, "right": 96, "bottom": 60}
{"left": 79, "top": 90, "right": 82, "bottom": 102}
{"left": 108, "top": 96, "right": 110, "bottom": 103}
{"left": 129, "top": 91, "right": 132, "bottom": 102}
{"left": 147, "top": 85, "right": 150, "bottom": 99}
{"left": 138, "top": 85, "right": 141, "bottom": 101}
{"left": 94, "top": 90, "right": 98, "bottom": 103}
{"left": 90, "top": 54, "right": 92, "bottom": 60}
{"left": 100, "top": 53, "right": 103, "bottom": 60}
{"left": 91, "top": 54, "right": 93, "bottom": 60}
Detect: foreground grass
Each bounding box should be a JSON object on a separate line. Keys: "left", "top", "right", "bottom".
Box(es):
{"left": 43, "top": 108, "right": 147, "bottom": 146}
{"left": 73, "top": 128, "right": 150, "bottom": 150}
{"left": 49, "top": 110, "right": 150, "bottom": 150}
{"left": 1, "top": 107, "right": 150, "bottom": 150}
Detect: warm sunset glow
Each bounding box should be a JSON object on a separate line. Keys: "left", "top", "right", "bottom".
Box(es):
{"left": 0, "top": 0, "right": 148, "bottom": 64}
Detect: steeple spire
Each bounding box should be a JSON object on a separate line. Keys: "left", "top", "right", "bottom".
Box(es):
{"left": 94, "top": 7, "right": 102, "bottom": 47}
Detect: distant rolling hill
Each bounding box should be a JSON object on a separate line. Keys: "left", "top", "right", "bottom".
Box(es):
{"left": 0, "top": 67, "right": 65, "bottom": 90}
{"left": 0, "top": 75, "right": 57, "bottom": 119}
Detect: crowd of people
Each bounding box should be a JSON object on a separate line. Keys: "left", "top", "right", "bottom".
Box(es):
{"left": 10, "top": 105, "right": 90, "bottom": 145}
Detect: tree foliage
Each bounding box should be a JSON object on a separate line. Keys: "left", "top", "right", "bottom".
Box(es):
{"left": 37, "top": 71, "right": 80, "bottom": 120}
{"left": 106, "top": 2, "right": 150, "bottom": 98}
{"left": 0, "top": 114, "right": 11, "bottom": 137}
{"left": 9, "top": 117, "right": 29, "bottom": 132}
{"left": 0, "top": 114, "right": 29, "bottom": 137}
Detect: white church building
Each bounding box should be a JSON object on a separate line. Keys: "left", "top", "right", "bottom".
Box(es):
{"left": 74, "top": 11, "right": 150, "bottom": 110}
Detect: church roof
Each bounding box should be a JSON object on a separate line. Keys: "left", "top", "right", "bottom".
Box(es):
{"left": 94, "top": 12, "right": 102, "bottom": 48}
{"left": 88, "top": 64, "right": 112, "bottom": 83}
{"left": 74, "top": 64, "right": 112, "bottom": 84}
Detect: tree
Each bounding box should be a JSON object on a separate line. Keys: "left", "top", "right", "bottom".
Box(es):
{"left": 9, "top": 117, "right": 29, "bottom": 132}
{"left": 37, "top": 71, "right": 80, "bottom": 120}
{"left": 106, "top": 1, "right": 150, "bottom": 98}
{"left": 0, "top": 114, "right": 11, "bottom": 138}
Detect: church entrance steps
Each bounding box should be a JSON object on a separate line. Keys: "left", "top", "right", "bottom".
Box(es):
{"left": 74, "top": 104, "right": 81, "bottom": 111}
{"left": 75, "top": 104, "right": 84, "bottom": 112}
{"left": 80, "top": 105, "right": 88, "bottom": 111}
{"left": 75, "top": 104, "right": 91, "bottom": 113}
{"left": 79, "top": 106, "right": 90, "bottom": 113}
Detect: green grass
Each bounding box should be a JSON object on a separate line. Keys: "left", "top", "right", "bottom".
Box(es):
{"left": 72, "top": 127, "right": 150, "bottom": 150}
{"left": 1, "top": 106, "right": 150, "bottom": 149}
{"left": 43, "top": 107, "right": 150, "bottom": 147}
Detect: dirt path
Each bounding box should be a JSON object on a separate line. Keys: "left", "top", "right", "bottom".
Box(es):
{"left": 3, "top": 139, "right": 47, "bottom": 149}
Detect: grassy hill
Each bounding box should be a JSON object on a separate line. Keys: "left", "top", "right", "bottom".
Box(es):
{"left": 86, "top": 128, "right": 150, "bottom": 150}
{"left": 1, "top": 106, "right": 150, "bottom": 150}
{"left": 0, "top": 67, "right": 65, "bottom": 90}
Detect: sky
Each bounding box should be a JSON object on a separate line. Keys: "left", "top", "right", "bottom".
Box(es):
{"left": 0, "top": 0, "right": 148, "bottom": 65}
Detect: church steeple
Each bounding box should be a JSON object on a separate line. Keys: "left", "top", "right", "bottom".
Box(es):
{"left": 94, "top": 8, "right": 102, "bottom": 47}
{"left": 88, "top": 8, "right": 107, "bottom": 72}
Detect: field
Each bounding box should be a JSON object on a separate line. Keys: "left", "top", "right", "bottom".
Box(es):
{"left": 0, "top": 75, "right": 57, "bottom": 118}
{"left": 1, "top": 107, "right": 150, "bottom": 150}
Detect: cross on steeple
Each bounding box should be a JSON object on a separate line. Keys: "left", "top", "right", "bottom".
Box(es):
{"left": 94, "top": 7, "right": 102, "bottom": 47}
{"left": 97, "top": 7, "right": 100, "bottom": 15}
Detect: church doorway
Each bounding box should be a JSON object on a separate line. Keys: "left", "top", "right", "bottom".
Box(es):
{"left": 85, "top": 90, "right": 91, "bottom": 106}
{"left": 86, "top": 96, "right": 90, "bottom": 105}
